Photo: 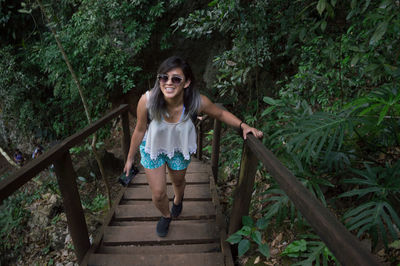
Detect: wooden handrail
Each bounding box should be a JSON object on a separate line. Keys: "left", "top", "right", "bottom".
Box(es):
{"left": 239, "top": 135, "right": 379, "bottom": 265}
{"left": 204, "top": 109, "right": 379, "bottom": 265}
{"left": 0, "top": 104, "right": 130, "bottom": 263}
{"left": 0, "top": 104, "right": 129, "bottom": 203}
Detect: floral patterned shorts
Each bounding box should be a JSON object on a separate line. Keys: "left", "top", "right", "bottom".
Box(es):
{"left": 139, "top": 141, "right": 191, "bottom": 170}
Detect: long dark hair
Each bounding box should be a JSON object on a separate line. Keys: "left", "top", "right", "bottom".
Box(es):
{"left": 148, "top": 56, "right": 201, "bottom": 121}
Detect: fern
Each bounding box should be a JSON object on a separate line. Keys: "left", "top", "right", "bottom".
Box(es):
{"left": 282, "top": 235, "right": 338, "bottom": 266}
{"left": 346, "top": 85, "right": 400, "bottom": 125}
{"left": 339, "top": 162, "right": 400, "bottom": 248}
{"left": 342, "top": 201, "right": 400, "bottom": 248}
{"left": 272, "top": 110, "right": 356, "bottom": 166}
{"left": 292, "top": 240, "right": 338, "bottom": 266}
{"left": 261, "top": 187, "right": 299, "bottom": 226}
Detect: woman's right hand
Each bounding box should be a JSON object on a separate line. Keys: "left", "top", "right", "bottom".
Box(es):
{"left": 123, "top": 158, "right": 134, "bottom": 177}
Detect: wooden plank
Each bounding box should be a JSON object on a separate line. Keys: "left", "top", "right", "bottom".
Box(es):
{"left": 87, "top": 253, "right": 224, "bottom": 266}
{"left": 103, "top": 221, "right": 219, "bottom": 245}
{"left": 124, "top": 184, "right": 211, "bottom": 200}
{"left": 245, "top": 134, "right": 380, "bottom": 266}
{"left": 131, "top": 173, "right": 210, "bottom": 185}
{"left": 114, "top": 201, "right": 216, "bottom": 220}
{"left": 110, "top": 219, "right": 215, "bottom": 226}
{"left": 97, "top": 243, "right": 221, "bottom": 254}
{"left": 0, "top": 104, "right": 129, "bottom": 204}
{"left": 186, "top": 162, "right": 210, "bottom": 173}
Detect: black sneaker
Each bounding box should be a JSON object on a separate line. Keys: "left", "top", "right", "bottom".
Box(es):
{"left": 156, "top": 216, "right": 172, "bottom": 237}
{"left": 171, "top": 195, "right": 184, "bottom": 218}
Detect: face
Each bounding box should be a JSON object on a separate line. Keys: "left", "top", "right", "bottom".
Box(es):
{"left": 158, "top": 67, "right": 191, "bottom": 100}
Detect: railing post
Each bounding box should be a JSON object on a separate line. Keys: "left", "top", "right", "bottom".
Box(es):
{"left": 121, "top": 111, "right": 130, "bottom": 162}
{"left": 228, "top": 141, "right": 259, "bottom": 235}
{"left": 211, "top": 118, "right": 221, "bottom": 181}
{"left": 197, "top": 121, "right": 203, "bottom": 160}
{"left": 53, "top": 151, "right": 90, "bottom": 263}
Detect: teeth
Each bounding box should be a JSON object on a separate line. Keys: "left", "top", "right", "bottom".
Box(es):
{"left": 165, "top": 87, "right": 174, "bottom": 92}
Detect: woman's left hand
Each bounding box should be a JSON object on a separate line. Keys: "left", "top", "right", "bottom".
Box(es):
{"left": 241, "top": 124, "right": 263, "bottom": 140}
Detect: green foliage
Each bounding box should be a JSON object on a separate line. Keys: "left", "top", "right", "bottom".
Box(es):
{"left": 174, "top": 0, "right": 272, "bottom": 106}
{"left": 1, "top": 0, "right": 188, "bottom": 141}
{"left": 340, "top": 162, "right": 400, "bottom": 248}
{"left": 83, "top": 194, "right": 107, "bottom": 213}
{"left": 226, "top": 216, "right": 270, "bottom": 258}
{"left": 281, "top": 239, "right": 307, "bottom": 258}
{"left": 282, "top": 235, "right": 338, "bottom": 265}
{"left": 0, "top": 173, "right": 58, "bottom": 264}
{"left": 0, "top": 46, "right": 56, "bottom": 141}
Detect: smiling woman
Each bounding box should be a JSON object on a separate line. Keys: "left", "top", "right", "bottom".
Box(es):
{"left": 123, "top": 56, "right": 263, "bottom": 237}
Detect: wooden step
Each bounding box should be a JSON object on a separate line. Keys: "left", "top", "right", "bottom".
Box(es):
{"left": 103, "top": 221, "right": 220, "bottom": 245}
{"left": 114, "top": 201, "right": 216, "bottom": 221}
{"left": 87, "top": 252, "right": 224, "bottom": 266}
{"left": 97, "top": 243, "right": 221, "bottom": 254}
{"left": 130, "top": 173, "right": 210, "bottom": 185}
{"left": 123, "top": 184, "right": 211, "bottom": 200}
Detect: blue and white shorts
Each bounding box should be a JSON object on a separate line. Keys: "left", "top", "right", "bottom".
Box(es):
{"left": 139, "top": 141, "right": 191, "bottom": 170}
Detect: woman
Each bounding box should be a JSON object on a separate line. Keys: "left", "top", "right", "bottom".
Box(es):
{"left": 124, "top": 56, "right": 263, "bottom": 237}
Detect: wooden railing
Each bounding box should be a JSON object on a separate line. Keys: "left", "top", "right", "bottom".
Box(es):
{"left": 0, "top": 104, "right": 130, "bottom": 263}
{"left": 196, "top": 109, "right": 380, "bottom": 266}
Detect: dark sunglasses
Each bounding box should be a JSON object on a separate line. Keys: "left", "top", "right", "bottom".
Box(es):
{"left": 157, "top": 74, "right": 183, "bottom": 85}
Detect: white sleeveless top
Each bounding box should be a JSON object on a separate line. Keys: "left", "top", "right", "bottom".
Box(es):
{"left": 143, "top": 91, "right": 197, "bottom": 160}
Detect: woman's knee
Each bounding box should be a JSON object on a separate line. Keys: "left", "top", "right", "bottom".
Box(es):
{"left": 151, "top": 188, "right": 167, "bottom": 202}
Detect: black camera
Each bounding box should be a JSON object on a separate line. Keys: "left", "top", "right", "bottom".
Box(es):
{"left": 118, "top": 166, "right": 139, "bottom": 187}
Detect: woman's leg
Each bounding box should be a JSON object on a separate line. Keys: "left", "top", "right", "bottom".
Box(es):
{"left": 145, "top": 164, "right": 171, "bottom": 218}
{"left": 168, "top": 166, "right": 187, "bottom": 205}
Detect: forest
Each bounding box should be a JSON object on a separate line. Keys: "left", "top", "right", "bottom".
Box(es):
{"left": 1, "top": 0, "right": 399, "bottom": 265}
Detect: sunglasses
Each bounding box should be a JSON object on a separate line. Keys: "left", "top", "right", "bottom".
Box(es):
{"left": 157, "top": 74, "right": 183, "bottom": 85}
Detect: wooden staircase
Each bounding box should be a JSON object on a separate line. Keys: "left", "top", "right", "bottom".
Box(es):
{"left": 82, "top": 159, "right": 233, "bottom": 266}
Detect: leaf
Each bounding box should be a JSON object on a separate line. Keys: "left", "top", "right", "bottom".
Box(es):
{"left": 389, "top": 240, "right": 400, "bottom": 249}
{"left": 321, "top": 20, "right": 327, "bottom": 31}
{"left": 238, "top": 239, "right": 250, "bottom": 256}
{"left": 282, "top": 239, "right": 307, "bottom": 257}
{"left": 263, "top": 96, "right": 277, "bottom": 105}
{"left": 351, "top": 54, "right": 360, "bottom": 67}
{"left": 208, "top": 0, "right": 218, "bottom": 7}
{"left": 251, "top": 231, "right": 262, "bottom": 245}
{"left": 369, "top": 21, "right": 388, "bottom": 46}
{"left": 226, "top": 233, "right": 242, "bottom": 244}
{"left": 77, "top": 176, "right": 87, "bottom": 182}
{"left": 256, "top": 217, "right": 269, "bottom": 230}
{"left": 258, "top": 243, "right": 270, "bottom": 258}
{"left": 242, "top": 216, "right": 253, "bottom": 227}
{"left": 261, "top": 106, "right": 276, "bottom": 117}
{"left": 377, "top": 104, "right": 390, "bottom": 125}
{"left": 237, "top": 225, "right": 252, "bottom": 236}
{"left": 317, "top": 0, "right": 327, "bottom": 15}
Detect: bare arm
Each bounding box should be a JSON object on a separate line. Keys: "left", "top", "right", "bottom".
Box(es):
{"left": 123, "top": 93, "right": 148, "bottom": 175}
{"left": 199, "top": 95, "right": 263, "bottom": 139}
